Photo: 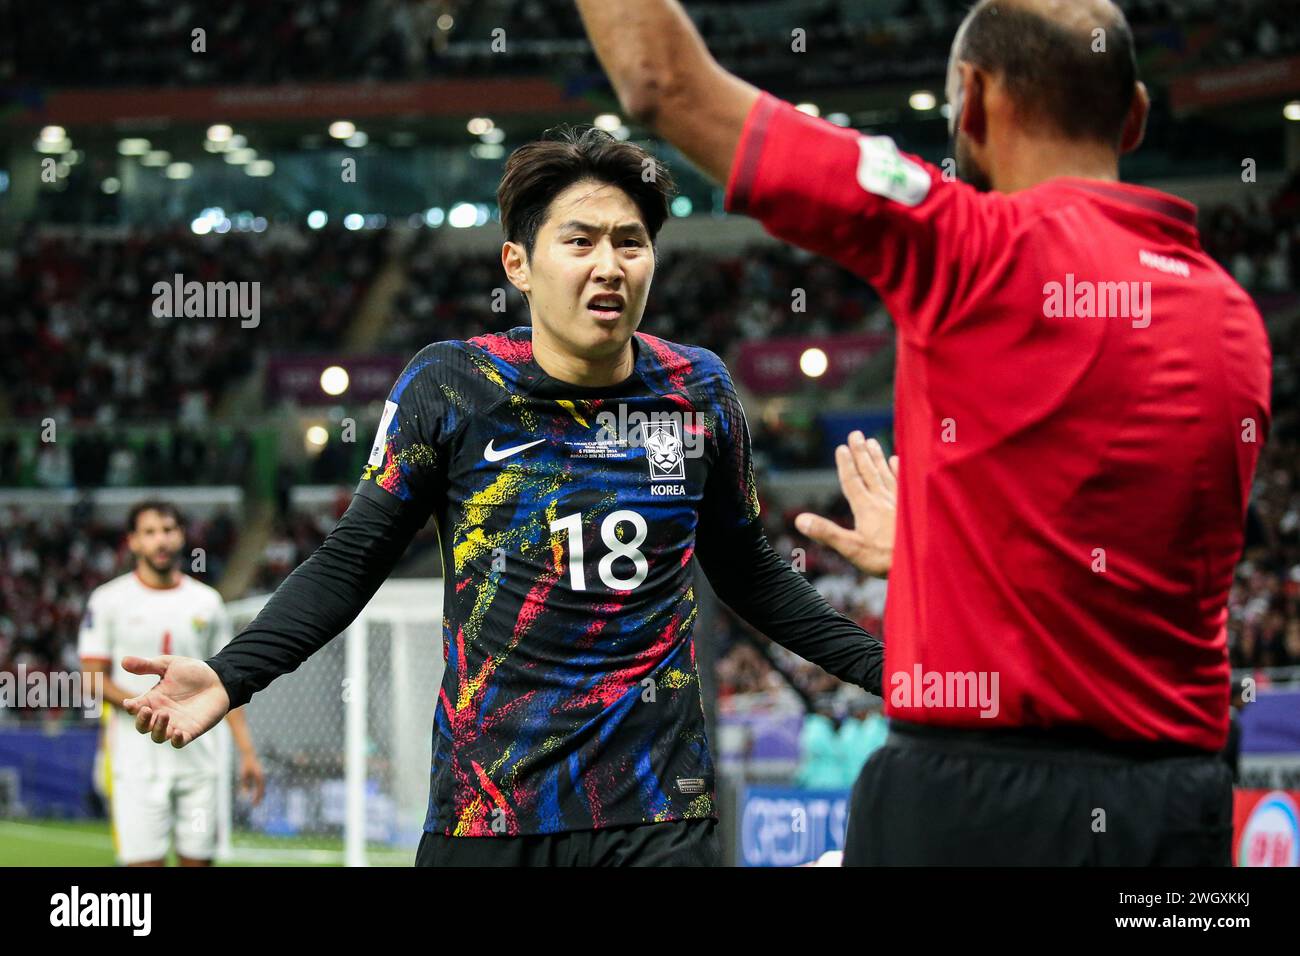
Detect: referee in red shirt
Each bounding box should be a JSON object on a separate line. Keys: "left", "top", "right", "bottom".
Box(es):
{"left": 578, "top": 0, "right": 1272, "bottom": 865}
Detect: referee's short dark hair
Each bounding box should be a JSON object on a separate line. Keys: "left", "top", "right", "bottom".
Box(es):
{"left": 958, "top": 0, "right": 1139, "bottom": 147}
{"left": 497, "top": 126, "right": 677, "bottom": 259}
{"left": 126, "top": 499, "right": 185, "bottom": 534}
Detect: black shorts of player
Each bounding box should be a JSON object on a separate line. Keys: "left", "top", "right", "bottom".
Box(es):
{"left": 415, "top": 817, "right": 719, "bottom": 867}
{"left": 844, "top": 720, "right": 1233, "bottom": 866}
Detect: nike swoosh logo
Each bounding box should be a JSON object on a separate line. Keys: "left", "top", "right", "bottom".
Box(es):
{"left": 484, "top": 438, "right": 546, "bottom": 462}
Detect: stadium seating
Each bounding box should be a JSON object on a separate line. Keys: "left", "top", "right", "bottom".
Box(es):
{"left": 9, "top": 0, "right": 1295, "bottom": 89}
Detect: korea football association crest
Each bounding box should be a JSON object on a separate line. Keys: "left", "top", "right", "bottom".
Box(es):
{"left": 644, "top": 419, "right": 686, "bottom": 481}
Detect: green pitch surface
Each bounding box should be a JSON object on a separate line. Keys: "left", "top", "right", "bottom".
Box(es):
{"left": 0, "top": 819, "right": 117, "bottom": 866}
{"left": 0, "top": 820, "right": 414, "bottom": 867}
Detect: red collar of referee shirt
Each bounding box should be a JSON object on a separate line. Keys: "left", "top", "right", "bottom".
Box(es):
{"left": 1047, "top": 177, "right": 1199, "bottom": 229}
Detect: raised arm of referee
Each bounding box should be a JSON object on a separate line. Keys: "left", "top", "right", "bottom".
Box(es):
{"left": 577, "top": 0, "right": 1272, "bottom": 866}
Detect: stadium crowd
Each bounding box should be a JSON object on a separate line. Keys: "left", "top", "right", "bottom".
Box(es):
{"left": 0, "top": 225, "right": 386, "bottom": 428}
{"left": 1207, "top": 173, "right": 1300, "bottom": 673}
{"left": 4, "top": 0, "right": 946, "bottom": 87}
{"left": 387, "top": 237, "right": 883, "bottom": 358}
{"left": 0, "top": 428, "right": 257, "bottom": 489}
{"left": 7, "top": 1, "right": 1295, "bottom": 89}
{"left": 253, "top": 508, "right": 334, "bottom": 595}
{"left": 1201, "top": 171, "right": 1300, "bottom": 295}
{"left": 1230, "top": 327, "right": 1300, "bottom": 673}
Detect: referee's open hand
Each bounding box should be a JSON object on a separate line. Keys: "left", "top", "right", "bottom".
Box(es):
{"left": 795, "top": 432, "right": 899, "bottom": 578}
{"left": 121, "top": 655, "right": 231, "bottom": 749}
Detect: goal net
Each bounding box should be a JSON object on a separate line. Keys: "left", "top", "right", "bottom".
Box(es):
{"left": 221, "top": 578, "right": 443, "bottom": 866}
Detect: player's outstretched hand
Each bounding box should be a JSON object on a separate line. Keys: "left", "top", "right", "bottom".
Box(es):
{"left": 795, "top": 432, "right": 899, "bottom": 577}
{"left": 120, "top": 655, "right": 231, "bottom": 749}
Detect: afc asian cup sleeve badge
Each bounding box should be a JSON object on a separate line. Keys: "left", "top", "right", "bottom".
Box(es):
{"left": 368, "top": 399, "right": 400, "bottom": 468}
{"left": 856, "top": 135, "right": 931, "bottom": 207}
{"left": 644, "top": 419, "right": 686, "bottom": 480}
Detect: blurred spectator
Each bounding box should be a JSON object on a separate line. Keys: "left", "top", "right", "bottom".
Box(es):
{"left": 796, "top": 698, "right": 848, "bottom": 790}
{"left": 255, "top": 509, "right": 331, "bottom": 593}
{"left": 0, "top": 505, "right": 236, "bottom": 711}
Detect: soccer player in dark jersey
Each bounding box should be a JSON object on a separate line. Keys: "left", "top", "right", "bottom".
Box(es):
{"left": 119, "top": 128, "right": 884, "bottom": 866}
{"left": 577, "top": 0, "right": 1271, "bottom": 866}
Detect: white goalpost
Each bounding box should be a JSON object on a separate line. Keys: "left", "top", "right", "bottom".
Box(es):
{"left": 221, "top": 578, "right": 444, "bottom": 866}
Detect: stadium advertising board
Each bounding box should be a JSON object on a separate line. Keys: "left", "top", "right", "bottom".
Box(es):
{"left": 1233, "top": 790, "right": 1300, "bottom": 867}
{"left": 738, "top": 785, "right": 849, "bottom": 867}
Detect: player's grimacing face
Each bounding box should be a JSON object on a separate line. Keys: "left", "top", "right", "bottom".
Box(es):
{"left": 128, "top": 511, "right": 184, "bottom": 573}
{"left": 515, "top": 180, "right": 654, "bottom": 358}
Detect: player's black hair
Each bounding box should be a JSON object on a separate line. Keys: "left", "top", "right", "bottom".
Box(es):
{"left": 126, "top": 499, "right": 185, "bottom": 534}
{"left": 958, "top": 1, "right": 1138, "bottom": 147}
{"left": 497, "top": 126, "right": 676, "bottom": 259}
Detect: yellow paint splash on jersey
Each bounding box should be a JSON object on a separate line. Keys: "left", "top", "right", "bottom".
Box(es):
{"left": 554, "top": 399, "right": 589, "bottom": 428}
{"left": 453, "top": 469, "right": 527, "bottom": 572}
{"left": 452, "top": 795, "right": 486, "bottom": 836}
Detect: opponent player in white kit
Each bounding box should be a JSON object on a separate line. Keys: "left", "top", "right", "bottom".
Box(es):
{"left": 78, "top": 501, "right": 264, "bottom": 866}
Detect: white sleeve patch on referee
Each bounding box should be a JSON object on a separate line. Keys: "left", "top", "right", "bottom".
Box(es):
{"left": 368, "top": 400, "right": 399, "bottom": 467}
{"left": 856, "top": 135, "right": 931, "bottom": 207}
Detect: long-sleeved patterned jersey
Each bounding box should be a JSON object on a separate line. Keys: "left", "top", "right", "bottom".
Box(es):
{"left": 356, "top": 326, "right": 760, "bottom": 835}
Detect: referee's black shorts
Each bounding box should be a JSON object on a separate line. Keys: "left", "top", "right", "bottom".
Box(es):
{"left": 844, "top": 720, "right": 1233, "bottom": 866}
{"left": 415, "top": 817, "right": 719, "bottom": 867}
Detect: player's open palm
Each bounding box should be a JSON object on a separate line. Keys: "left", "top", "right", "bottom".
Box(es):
{"left": 121, "top": 655, "right": 231, "bottom": 749}
{"left": 795, "top": 432, "right": 899, "bottom": 577}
